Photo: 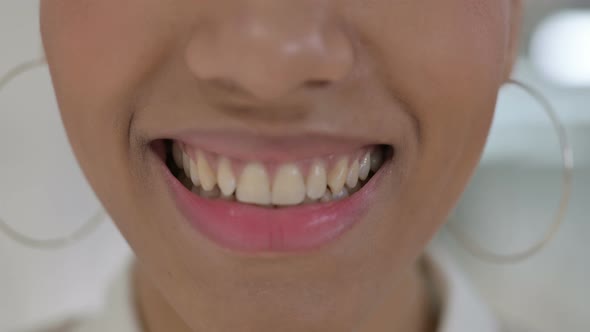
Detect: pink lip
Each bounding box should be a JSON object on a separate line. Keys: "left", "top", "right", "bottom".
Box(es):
{"left": 161, "top": 160, "right": 384, "bottom": 253}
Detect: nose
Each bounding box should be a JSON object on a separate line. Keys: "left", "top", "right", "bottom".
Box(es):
{"left": 185, "top": 1, "right": 355, "bottom": 101}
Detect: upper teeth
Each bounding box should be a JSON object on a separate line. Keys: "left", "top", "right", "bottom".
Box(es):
{"left": 173, "top": 143, "right": 385, "bottom": 206}
{"left": 306, "top": 161, "right": 327, "bottom": 200}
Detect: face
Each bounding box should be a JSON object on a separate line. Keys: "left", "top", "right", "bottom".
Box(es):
{"left": 41, "top": 1, "right": 520, "bottom": 331}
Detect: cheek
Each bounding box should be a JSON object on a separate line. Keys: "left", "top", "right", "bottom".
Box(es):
{"left": 362, "top": 1, "right": 509, "bottom": 228}
{"left": 414, "top": 5, "right": 507, "bottom": 189}
{"left": 40, "top": 0, "right": 172, "bottom": 117}
{"left": 352, "top": 0, "right": 509, "bottom": 165}
{"left": 39, "top": 1, "right": 171, "bottom": 235}
{"left": 40, "top": 0, "right": 178, "bottom": 191}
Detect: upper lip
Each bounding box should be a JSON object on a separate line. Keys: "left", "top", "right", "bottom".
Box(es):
{"left": 135, "top": 79, "right": 410, "bottom": 161}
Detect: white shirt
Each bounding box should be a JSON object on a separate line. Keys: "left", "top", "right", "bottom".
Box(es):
{"left": 25, "top": 248, "right": 504, "bottom": 332}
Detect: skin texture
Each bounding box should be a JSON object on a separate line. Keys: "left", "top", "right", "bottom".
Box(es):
{"left": 40, "top": 1, "right": 521, "bottom": 331}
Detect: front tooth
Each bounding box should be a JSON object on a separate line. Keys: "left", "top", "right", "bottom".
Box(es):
{"left": 173, "top": 143, "right": 183, "bottom": 168}
{"left": 306, "top": 161, "right": 327, "bottom": 200}
{"left": 328, "top": 157, "right": 348, "bottom": 194}
{"left": 236, "top": 163, "right": 271, "bottom": 205}
{"left": 272, "top": 164, "right": 306, "bottom": 205}
{"left": 346, "top": 160, "right": 360, "bottom": 188}
{"left": 217, "top": 157, "right": 236, "bottom": 196}
{"left": 197, "top": 151, "right": 216, "bottom": 191}
{"left": 370, "top": 148, "right": 384, "bottom": 172}
{"left": 189, "top": 159, "right": 200, "bottom": 186}
{"left": 359, "top": 152, "right": 371, "bottom": 180}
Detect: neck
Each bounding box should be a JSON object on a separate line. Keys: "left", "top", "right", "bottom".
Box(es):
{"left": 134, "top": 259, "right": 439, "bottom": 332}
{"left": 358, "top": 259, "right": 439, "bottom": 332}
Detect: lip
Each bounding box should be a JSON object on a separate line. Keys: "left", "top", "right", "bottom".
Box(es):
{"left": 160, "top": 151, "right": 387, "bottom": 253}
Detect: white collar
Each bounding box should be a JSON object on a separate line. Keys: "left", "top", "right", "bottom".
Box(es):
{"left": 73, "top": 248, "right": 499, "bottom": 332}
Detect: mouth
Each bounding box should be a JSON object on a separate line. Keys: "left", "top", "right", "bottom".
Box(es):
{"left": 155, "top": 137, "right": 394, "bottom": 254}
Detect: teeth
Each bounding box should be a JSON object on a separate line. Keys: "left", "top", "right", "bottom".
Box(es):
{"left": 199, "top": 186, "right": 221, "bottom": 199}
{"left": 179, "top": 174, "right": 193, "bottom": 189}
{"left": 320, "top": 190, "right": 332, "bottom": 203}
{"left": 306, "top": 161, "right": 328, "bottom": 200}
{"left": 370, "top": 148, "right": 384, "bottom": 172}
{"left": 173, "top": 143, "right": 183, "bottom": 168}
{"left": 303, "top": 196, "right": 319, "bottom": 204}
{"left": 236, "top": 162, "right": 272, "bottom": 205}
{"left": 332, "top": 187, "right": 349, "bottom": 201}
{"left": 359, "top": 152, "right": 371, "bottom": 181}
{"left": 217, "top": 157, "right": 236, "bottom": 196}
{"left": 220, "top": 193, "right": 235, "bottom": 201}
{"left": 189, "top": 159, "right": 200, "bottom": 186}
{"left": 346, "top": 159, "right": 360, "bottom": 189}
{"left": 328, "top": 157, "right": 348, "bottom": 194}
{"left": 197, "top": 151, "right": 216, "bottom": 191}
{"left": 173, "top": 144, "right": 385, "bottom": 206}
{"left": 349, "top": 182, "right": 362, "bottom": 193}
{"left": 272, "top": 164, "right": 306, "bottom": 205}
{"left": 182, "top": 149, "right": 191, "bottom": 175}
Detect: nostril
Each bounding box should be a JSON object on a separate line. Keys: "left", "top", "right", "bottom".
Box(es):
{"left": 305, "top": 79, "right": 332, "bottom": 89}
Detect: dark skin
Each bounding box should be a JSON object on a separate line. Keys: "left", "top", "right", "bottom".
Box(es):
{"left": 40, "top": 1, "right": 522, "bottom": 331}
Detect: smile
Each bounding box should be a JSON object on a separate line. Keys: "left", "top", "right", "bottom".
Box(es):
{"left": 171, "top": 142, "right": 388, "bottom": 206}
{"left": 158, "top": 137, "right": 394, "bottom": 253}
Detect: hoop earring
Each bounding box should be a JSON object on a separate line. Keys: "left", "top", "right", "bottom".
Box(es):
{"left": 0, "top": 58, "right": 105, "bottom": 250}
{"left": 447, "top": 79, "right": 574, "bottom": 264}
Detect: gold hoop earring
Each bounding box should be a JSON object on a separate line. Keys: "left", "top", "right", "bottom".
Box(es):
{"left": 448, "top": 79, "right": 575, "bottom": 264}
{"left": 0, "top": 58, "right": 105, "bottom": 250}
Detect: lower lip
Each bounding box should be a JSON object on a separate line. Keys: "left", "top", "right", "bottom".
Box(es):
{"left": 162, "top": 161, "right": 383, "bottom": 253}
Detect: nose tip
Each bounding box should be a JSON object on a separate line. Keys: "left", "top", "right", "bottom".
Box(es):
{"left": 185, "top": 7, "right": 354, "bottom": 101}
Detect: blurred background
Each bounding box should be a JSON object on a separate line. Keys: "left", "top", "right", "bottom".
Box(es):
{"left": 0, "top": 1, "right": 588, "bottom": 331}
